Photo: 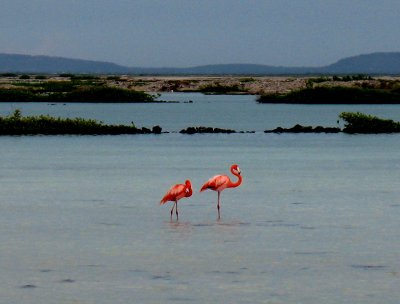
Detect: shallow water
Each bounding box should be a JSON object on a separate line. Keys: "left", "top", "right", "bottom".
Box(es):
{"left": 1, "top": 94, "right": 400, "bottom": 303}
{"left": 2, "top": 92, "right": 400, "bottom": 132}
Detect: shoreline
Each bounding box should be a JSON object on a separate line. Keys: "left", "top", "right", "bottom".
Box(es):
{"left": 2, "top": 74, "right": 400, "bottom": 96}
{"left": 1, "top": 110, "right": 399, "bottom": 135}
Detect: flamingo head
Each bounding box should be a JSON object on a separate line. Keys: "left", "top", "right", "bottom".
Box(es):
{"left": 231, "top": 164, "right": 241, "bottom": 175}
{"left": 185, "top": 180, "right": 193, "bottom": 197}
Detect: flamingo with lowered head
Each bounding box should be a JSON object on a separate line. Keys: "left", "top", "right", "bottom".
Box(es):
{"left": 160, "top": 180, "right": 192, "bottom": 219}
{"left": 200, "top": 164, "right": 242, "bottom": 219}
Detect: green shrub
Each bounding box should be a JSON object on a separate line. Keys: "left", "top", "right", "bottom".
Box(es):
{"left": 306, "top": 76, "right": 332, "bottom": 88}
{"left": 332, "top": 74, "right": 373, "bottom": 82}
{"left": 239, "top": 77, "right": 255, "bottom": 83}
{"left": 258, "top": 86, "right": 400, "bottom": 104}
{"left": 0, "top": 110, "right": 159, "bottom": 135}
{"left": 59, "top": 73, "right": 75, "bottom": 77}
{"left": 71, "top": 75, "right": 100, "bottom": 80}
{"left": 339, "top": 112, "right": 400, "bottom": 133}
{"left": 1, "top": 73, "right": 17, "bottom": 77}
{"left": 106, "top": 76, "right": 121, "bottom": 81}
{"left": 0, "top": 88, "right": 38, "bottom": 102}
{"left": 0, "top": 85, "right": 155, "bottom": 103}
{"left": 63, "top": 86, "right": 154, "bottom": 102}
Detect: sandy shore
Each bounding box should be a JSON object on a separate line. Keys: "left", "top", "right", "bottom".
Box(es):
{"left": 1, "top": 75, "right": 399, "bottom": 95}
{"left": 105, "top": 75, "right": 400, "bottom": 95}
{"left": 121, "top": 76, "right": 308, "bottom": 94}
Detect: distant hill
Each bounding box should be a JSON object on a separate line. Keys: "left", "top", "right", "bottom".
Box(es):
{"left": 320, "top": 52, "right": 400, "bottom": 74}
{"left": 0, "top": 54, "right": 130, "bottom": 74}
{"left": 0, "top": 52, "right": 399, "bottom": 75}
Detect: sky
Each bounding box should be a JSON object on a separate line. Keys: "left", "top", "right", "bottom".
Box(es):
{"left": 1, "top": 0, "right": 400, "bottom": 68}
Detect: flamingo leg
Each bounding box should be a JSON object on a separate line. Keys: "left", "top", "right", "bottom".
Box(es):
{"left": 217, "top": 191, "right": 221, "bottom": 219}
{"left": 176, "top": 201, "right": 179, "bottom": 220}
{"left": 170, "top": 201, "right": 176, "bottom": 218}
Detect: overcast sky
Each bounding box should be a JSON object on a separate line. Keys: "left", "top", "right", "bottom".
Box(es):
{"left": 1, "top": 0, "right": 399, "bottom": 67}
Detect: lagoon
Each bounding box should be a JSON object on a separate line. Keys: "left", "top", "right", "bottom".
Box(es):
{"left": 1, "top": 93, "right": 400, "bottom": 303}
{"left": 2, "top": 92, "right": 400, "bottom": 132}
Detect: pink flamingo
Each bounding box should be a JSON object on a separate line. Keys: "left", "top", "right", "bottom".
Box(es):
{"left": 200, "top": 164, "right": 242, "bottom": 219}
{"left": 160, "top": 180, "right": 192, "bottom": 219}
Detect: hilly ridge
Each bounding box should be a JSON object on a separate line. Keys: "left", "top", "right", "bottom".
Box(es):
{"left": 1, "top": 52, "right": 399, "bottom": 75}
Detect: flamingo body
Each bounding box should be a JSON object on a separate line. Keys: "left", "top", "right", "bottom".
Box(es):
{"left": 160, "top": 180, "right": 192, "bottom": 219}
{"left": 200, "top": 164, "right": 242, "bottom": 218}
{"left": 200, "top": 175, "right": 231, "bottom": 192}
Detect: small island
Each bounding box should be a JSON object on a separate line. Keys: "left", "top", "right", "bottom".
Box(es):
{"left": 0, "top": 75, "right": 157, "bottom": 103}
{"left": 265, "top": 124, "right": 341, "bottom": 133}
{"left": 264, "top": 112, "right": 400, "bottom": 134}
{"left": 180, "top": 126, "right": 236, "bottom": 134}
{"left": 339, "top": 112, "right": 400, "bottom": 133}
{"left": 1, "top": 110, "right": 399, "bottom": 135}
{"left": 0, "top": 110, "right": 162, "bottom": 135}
{"left": 257, "top": 86, "right": 400, "bottom": 104}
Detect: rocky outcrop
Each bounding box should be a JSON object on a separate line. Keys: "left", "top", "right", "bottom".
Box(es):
{"left": 180, "top": 126, "right": 236, "bottom": 134}
{"left": 265, "top": 124, "right": 341, "bottom": 133}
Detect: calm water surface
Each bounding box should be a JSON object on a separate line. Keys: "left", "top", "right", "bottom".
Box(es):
{"left": 1, "top": 93, "right": 400, "bottom": 303}
{"left": 2, "top": 92, "right": 400, "bottom": 131}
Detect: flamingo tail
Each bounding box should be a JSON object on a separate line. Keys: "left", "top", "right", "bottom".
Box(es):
{"left": 160, "top": 195, "right": 170, "bottom": 205}
{"left": 200, "top": 182, "right": 211, "bottom": 192}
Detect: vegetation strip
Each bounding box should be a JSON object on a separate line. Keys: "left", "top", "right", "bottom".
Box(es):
{"left": 257, "top": 86, "right": 400, "bottom": 104}
{"left": 1, "top": 110, "right": 399, "bottom": 135}
{"left": 265, "top": 125, "right": 341, "bottom": 133}
{"left": 0, "top": 110, "right": 162, "bottom": 135}
{"left": 339, "top": 112, "right": 400, "bottom": 133}
{"left": 0, "top": 76, "right": 158, "bottom": 103}
{"left": 180, "top": 126, "right": 236, "bottom": 134}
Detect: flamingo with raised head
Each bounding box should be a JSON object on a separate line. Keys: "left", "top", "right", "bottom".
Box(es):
{"left": 160, "top": 180, "right": 192, "bottom": 219}
{"left": 200, "top": 164, "right": 242, "bottom": 219}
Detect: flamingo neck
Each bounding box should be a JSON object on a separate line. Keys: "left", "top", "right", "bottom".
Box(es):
{"left": 229, "top": 170, "right": 242, "bottom": 188}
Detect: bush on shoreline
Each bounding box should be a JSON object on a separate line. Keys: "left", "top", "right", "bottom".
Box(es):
{"left": 2, "top": 107, "right": 400, "bottom": 135}
{"left": 0, "top": 110, "right": 162, "bottom": 135}
{"left": 258, "top": 86, "right": 400, "bottom": 104}
{"left": 339, "top": 112, "right": 400, "bottom": 133}
{"left": 0, "top": 81, "right": 156, "bottom": 103}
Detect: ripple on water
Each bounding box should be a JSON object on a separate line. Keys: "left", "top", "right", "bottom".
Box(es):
{"left": 294, "top": 251, "right": 330, "bottom": 256}
{"left": 272, "top": 223, "right": 299, "bottom": 228}
{"left": 351, "top": 265, "right": 387, "bottom": 271}
{"left": 255, "top": 220, "right": 299, "bottom": 228}
{"left": 97, "top": 222, "right": 122, "bottom": 227}
{"left": 20, "top": 284, "right": 37, "bottom": 289}
{"left": 168, "top": 297, "right": 196, "bottom": 302}
{"left": 206, "top": 269, "right": 243, "bottom": 276}
{"left": 175, "top": 220, "right": 251, "bottom": 228}
{"left": 58, "top": 279, "right": 75, "bottom": 283}
{"left": 39, "top": 269, "right": 52, "bottom": 273}
{"left": 192, "top": 222, "right": 214, "bottom": 227}
{"left": 300, "top": 226, "right": 316, "bottom": 230}
{"left": 151, "top": 272, "right": 172, "bottom": 281}
{"left": 216, "top": 221, "right": 251, "bottom": 227}
{"left": 128, "top": 268, "right": 147, "bottom": 274}
{"left": 255, "top": 219, "right": 284, "bottom": 227}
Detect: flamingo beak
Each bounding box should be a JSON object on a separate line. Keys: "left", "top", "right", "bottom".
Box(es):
{"left": 237, "top": 167, "right": 241, "bottom": 175}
